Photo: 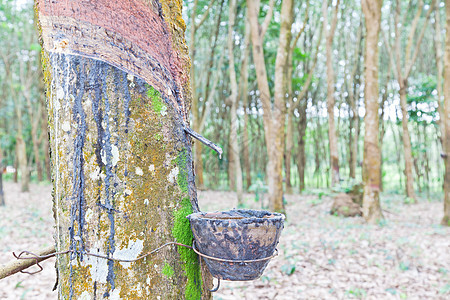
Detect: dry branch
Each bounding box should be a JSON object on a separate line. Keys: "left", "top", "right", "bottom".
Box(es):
{"left": 0, "top": 245, "right": 55, "bottom": 280}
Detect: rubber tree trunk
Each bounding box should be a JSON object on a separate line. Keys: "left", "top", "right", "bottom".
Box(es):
{"left": 284, "top": 63, "right": 294, "bottom": 194}
{"left": 16, "top": 135, "right": 29, "bottom": 192}
{"left": 323, "top": 0, "right": 341, "bottom": 187}
{"left": 0, "top": 148, "right": 4, "bottom": 206}
{"left": 247, "top": 0, "right": 291, "bottom": 213}
{"left": 227, "top": 0, "right": 243, "bottom": 204}
{"left": 399, "top": 87, "right": 417, "bottom": 201}
{"left": 36, "top": 0, "right": 212, "bottom": 298}
{"left": 361, "top": 0, "right": 384, "bottom": 224}
{"left": 443, "top": 0, "right": 450, "bottom": 226}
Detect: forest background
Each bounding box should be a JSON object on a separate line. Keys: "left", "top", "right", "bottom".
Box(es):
{"left": 0, "top": 0, "right": 449, "bottom": 222}
{"left": 0, "top": 0, "right": 449, "bottom": 298}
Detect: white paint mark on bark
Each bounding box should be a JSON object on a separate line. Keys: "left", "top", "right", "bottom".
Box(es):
{"left": 148, "top": 164, "right": 155, "bottom": 176}
{"left": 113, "top": 239, "right": 144, "bottom": 268}
{"left": 78, "top": 291, "right": 91, "bottom": 300}
{"left": 62, "top": 121, "right": 70, "bottom": 132}
{"left": 89, "top": 167, "right": 101, "bottom": 181}
{"left": 86, "top": 248, "right": 109, "bottom": 283}
{"left": 160, "top": 105, "right": 167, "bottom": 116}
{"left": 136, "top": 167, "right": 143, "bottom": 176}
{"left": 167, "top": 166, "right": 179, "bottom": 183}
{"left": 56, "top": 86, "right": 64, "bottom": 100}
{"left": 111, "top": 145, "right": 120, "bottom": 166}
{"left": 101, "top": 145, "right": 119, "bottom": 166}
{"left": 109, "top": 287, "right": 122, "bottom": 300}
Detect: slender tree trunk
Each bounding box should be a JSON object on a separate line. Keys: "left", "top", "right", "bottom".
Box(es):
{"left": 442, "top": 0, "right": 450, "bottom": 226}
{"left": 247, "top": 0, "right": 290, "bottom": 213}
{"left": 399, "top": 87, "right": 417, "bottom": 201}
{"left": 36, "top": 0, "right": 212, "bottom": 298}
{"left": 323, "top": 0, "right": 341, "bottom": 186}
{"left": 379, "top": 68, "right": 390, "bottom": 191}
{"left": 361, "top": 0, "right": 384, "bottom": 223}
{"left": 190, "top": 0, "right": 214, "bottom": 189}
{"left": 0, "top": 148, "right": 4, "bottom": 206}
{"left": 227, "top": 0, "right": 243, "bottom": 203}
{"left": 435, "top": 0, "right": 446, "bottom": 149}
{"left": 227, "top": 130, "right": 236, "bottom": 190}
{"left": 241, "top": 20, "right": 252, "bottom": 190}
{"left": 16, "top": 135, "right": 28, "bottom": 192}
{"left": 296, "top": 100, "right": 308, "bottom": 191}
{"left": 15, "top": 94, "right": 29, "bottom": 192}
{"left": 348, "top": 26, "right": 363, "bottom": 180}
{"left": 385, "top": 0, "right": 434, "bottom": 201}
{"left": 285, "top": 64, "right": 294, "bottom": 194}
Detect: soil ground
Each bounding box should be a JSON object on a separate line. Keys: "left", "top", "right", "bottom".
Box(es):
{"left": 0, "top": 182, "right": 449, "bottom": 299}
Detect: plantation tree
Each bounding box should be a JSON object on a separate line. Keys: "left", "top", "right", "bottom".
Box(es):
{"left": 227, "top": 0, "right": 243, "bottom": 204}
{"left": 240, "top": 16, "right": 252, "bottom": 190}
{"left": 435, "top": 0, "right": 446, "bottom": 146}
{"left": 443, "top": 0, "right": 450, "bottom": 226}
{"left": 246, "top": 0, "right": 293, "bottom": 213}
{"left": 287, "top": 12, "right": 323, "bottom": 192}
{"left": 361, "top": 0, "right": 384, "bottom": 223}
{"left": 323, "top": 0, "right": 341, "bottom": 187}
{"left": 384, "top": 0, "right": 434, "bottom": 202}
{"left": 190, "top": 0, "right": 216, "bottom": 189}
{"left": 36, "top": 0, "right": 212, "bottom": 298}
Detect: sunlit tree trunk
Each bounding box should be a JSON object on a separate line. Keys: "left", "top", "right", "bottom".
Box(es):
{"left": 361, "top": 0, "right": 384, "bottom": 224}
{"left": 384, "top": 0, "right": 434, "bottom": 202}
{"left": 435, "top": 0, "right": 446, "bottom": 149}
{"left": 0, "top": 147, "right": 4, "bottom": 206}
{"left": 347, "top": 24, "right": 362, "bottom": 180}
{"left": 36, "top": 0, "right": 212, "bottom": 298}
{"left": 296, "top": 98, "right": 308, "bottom": 191}
{"left": 190, "top": 0, "right": 214, "bottom": 189}
{"left": 399, "top": 87, "right": 417, "bottom": 200}
{"left": 15, "top": 93, "right": 29, "bottom": 192}
{"left": 442, "top": 0, "right": 450, "bottom": 226}
{"left": 240, "top": 17, "right": 252, "bottom": 190}
{"left": 227, "top": 0, "right": 243, "bottom": 204}
{"left": 323, "top": 0, "right": 341, "bottom": 187}
{"left": 285, "top": 63, "right": 294, "bottom": 194}
{"left": 247, "top": 0, "right": 292, "bottom": 213}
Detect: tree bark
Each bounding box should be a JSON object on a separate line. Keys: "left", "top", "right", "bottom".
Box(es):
{"left": 240, "top": 17, "right": 252, "bottom": 190}
{"left": 190, "top": 0, "right": 215, "bottom": 189}
{"left": 435, "top": 0, "right": 446, "bottom": 150}
{"left": 361, "top": 0, "right": 384, "bottom": 224}
{"left": 296, "top": 99, "right": 308, "bottom": 191}
{"left": 384, "top": 0, "right": 434, "bottom": 202}
{"left": 227, "top": 0, "right": 243, "bottom": 204}
{"left": 36, "top": 0, "right": 212, "bottom": 298}
{"left": 323, "top": 0, "right": 341, "bottom": 187}
{"left": 15, "top": 90, "right": 29, "bottom": 192}
{"left": 285, "top": 74, "right": 294, "bottom": 194}
{"left": 0, "top": 147, "right": 4, "bottom": 206}
{"left": 247, "top": 0, "right": 291, "bottom": 213}
{"left": 442, "top": 0, "right": 450, "bottom": 226}
{"left": 399, "top": 87, "right": 417, "bottom": 200}
{"left": 347, "top": 23, "right": 362, "bottom": 180}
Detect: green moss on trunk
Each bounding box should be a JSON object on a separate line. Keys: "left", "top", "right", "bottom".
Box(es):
{"left": 173, "top": 197, "right": 202, "bottom": 300}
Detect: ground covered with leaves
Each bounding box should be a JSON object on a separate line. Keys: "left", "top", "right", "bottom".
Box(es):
{"left": 0, "top": 182, "right": 449, "bottom": 299}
